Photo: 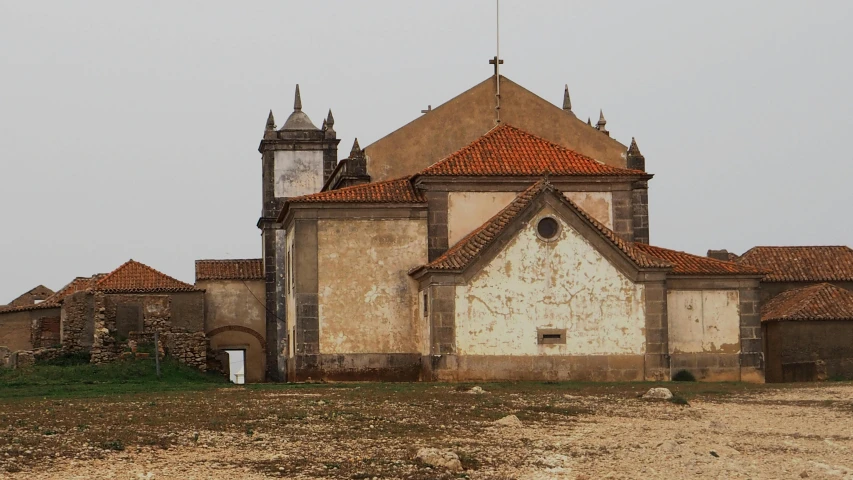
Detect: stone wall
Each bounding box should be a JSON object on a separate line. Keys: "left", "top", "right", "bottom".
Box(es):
{"left": 164, "top": 332, "right": 207, "bottom": 371}
{"left": 61, "top": 291, "right": 94, "bottom": 351}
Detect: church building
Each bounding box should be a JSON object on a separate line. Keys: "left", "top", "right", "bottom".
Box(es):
{"left": 253, "top": 73, "right": 766, "bottom": 383}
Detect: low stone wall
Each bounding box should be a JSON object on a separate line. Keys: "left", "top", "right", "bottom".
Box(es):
{"left": 165, "top": 332, "right": 207, "bottom": 371}
{"left": 0, "top": 347, "right": 12, "bottom": 368}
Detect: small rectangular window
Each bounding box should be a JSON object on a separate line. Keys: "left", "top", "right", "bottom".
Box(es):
{"left": 537, "top": 328, "right": 566, "bottom": 345}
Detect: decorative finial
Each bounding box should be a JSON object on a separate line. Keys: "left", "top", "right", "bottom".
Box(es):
{"left": 562, "top": 85, "right": 572, "bottom": 112}
{"left": 587, "top": 117, "right": 592, "bottom": 126}
{"left": 596, "top": 109, "right": 609, "bottom": 136}
{"left": 294, "top": 84, "right": 302, "bottom": 111}
{"left": 326, "top": 109, "right": 334, "bottom": 126}
{"left": 350, "top": 138, "right": 361, "bottom": 158}
{"left": 627, "top": 137, "right": 645, "bottom": 171}
{"left": 265, "top": 110, "right": 276, "bottom": 131}
{"left": 628, "top": 137, "right": 641, "bottom": 156}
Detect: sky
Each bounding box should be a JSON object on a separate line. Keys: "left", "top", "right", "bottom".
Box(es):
{"left": 1, "top": 1, "right": 852, "bottom": 302}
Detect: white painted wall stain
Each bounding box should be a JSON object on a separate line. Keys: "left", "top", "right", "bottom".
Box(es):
{"left": 668, "top": 290, "right": 740, "bottom": 354}
{"left": 563, "top": 192, "right": 613, "bottom": 229}
{"left": 455, "top": 209, "right": 645, "bottom": 356}
{"left": 273, "top": 150, "right": 324, "bottom": 198}
{"left": 317, "top": 219, "right": 427, "bottom": 354}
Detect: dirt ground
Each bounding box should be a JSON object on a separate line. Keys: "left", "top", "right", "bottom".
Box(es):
{"left": 1, "top": 382, "right": 852, "bottom": 479}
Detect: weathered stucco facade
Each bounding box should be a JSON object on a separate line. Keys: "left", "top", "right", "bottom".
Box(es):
{"left": 454, "top": 212, "right": 645, "bottom": 358}
{"left": 317, "top": 219, "right": 426, "bottom": 355}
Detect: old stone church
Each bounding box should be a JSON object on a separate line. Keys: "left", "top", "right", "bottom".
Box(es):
{"left": 3, "top": 71, "right": 852, "bottom": 383}
{"left": 253, "top": 74, "right": 769, "bottom": 383}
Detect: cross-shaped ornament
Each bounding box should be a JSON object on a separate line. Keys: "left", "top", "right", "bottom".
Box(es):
{"left": 489, "top": 56, "right": 504, "bottom": 75}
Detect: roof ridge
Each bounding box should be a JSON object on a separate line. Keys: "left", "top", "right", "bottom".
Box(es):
{"left": 762, "top": 282, "right": 853, "bottom": 322}
{"left": 418, "top": 123, "right": 645, "bottom": 178}
{"left": 96, "top": 259, "right": 196, "bottom": 292}
{"left": 633, "top": 243, "right": 763, "bottom": 276}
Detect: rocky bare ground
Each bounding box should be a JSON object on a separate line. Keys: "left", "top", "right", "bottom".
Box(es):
{"left": 1, "top": 382, "right": 852, "bottom": 479}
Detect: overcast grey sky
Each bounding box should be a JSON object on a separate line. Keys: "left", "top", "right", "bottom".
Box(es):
{"left": 1, "top": 1, "right": 851, "bottom": 302}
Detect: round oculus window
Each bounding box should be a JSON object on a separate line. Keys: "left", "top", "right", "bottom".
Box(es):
{"left": 537, "top": 217, "right": 560, "bottom": 240}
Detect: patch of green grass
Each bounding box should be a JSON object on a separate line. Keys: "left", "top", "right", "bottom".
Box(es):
{"left": 0, "top": 357, "right": 228, "bottom": 400}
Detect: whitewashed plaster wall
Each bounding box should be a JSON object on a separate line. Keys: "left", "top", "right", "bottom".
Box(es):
{"left": 447, "top": 191, "right": 614, "bottom": 247}
{"left": 668, "top": 290, "right": 741, "bottom": 354}
{"left": 317, "top": 219, "right": 427, "bottom": 354}
{"left": 455, "top": 210, "right": 645, "bottom": 356}
{"left": 273, "top": 150, "right": 324, "bottom": 198}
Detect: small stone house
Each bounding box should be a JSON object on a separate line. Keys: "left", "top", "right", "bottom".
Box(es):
{"left": 195, "top": 259, "right": 266, "bottom": 382}
{"left": 732, "top": 246, "right": 853, "bottom": 382}
{"left": 60, "top": 260, "right": 207, "bottom": 369}
{"left": 761, "top": 283, "right": 853, "bottom": 382}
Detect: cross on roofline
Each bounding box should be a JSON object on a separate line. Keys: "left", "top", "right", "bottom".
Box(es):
{"left": 489, "top": 56, "right": 504, "bottom": 75}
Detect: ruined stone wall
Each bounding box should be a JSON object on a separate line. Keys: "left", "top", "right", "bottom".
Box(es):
{"left": 61, "top": 291, "right": 94, "bottom": 351}
{"left": 89, "top": 292, "right": 207, "bottom": 369}
{"left": 165, "top": 332, "right": 207, "bottom": 371}
{"left": 31, "top": 316, "right": 60, "bottom": 349}
{"left": 453, "top": 208, "right": 645, "bottom": 359}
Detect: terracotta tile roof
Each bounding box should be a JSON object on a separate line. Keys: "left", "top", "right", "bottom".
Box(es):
{"left": 95, "top": 260, "right": 199, "bottom": 293}
{"left": 195, "top": 259, "right": 264, "bottom": 281}
{"left": 287, "top": 176, "right": 426, "bottom": 204}
{"left": 762, "top": 283, "right": 853, "bottom": 322}
{"left": 419, "top": 124, "right": 646, "bottom": 177}
{"left": 634, "top": 244, "right": 765, "bottom": 276}
{"left": 0, "top": 300, "right": 59, "bottom": 314}
{"left": 737, "top": 246, "right": 853, "bottom": 282}
{"left": 0, "top": 275, "right": 107, "bottom": 314}
{"left": 412, "top": 180, "right": 669, "bottom": 273}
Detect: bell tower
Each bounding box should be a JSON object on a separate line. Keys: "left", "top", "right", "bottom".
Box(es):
{"left": 257, "top": 85, "right": 339, "bottom": 381}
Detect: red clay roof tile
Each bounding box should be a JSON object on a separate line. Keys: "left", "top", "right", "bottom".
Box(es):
{"left": 633, "top": 244, "right": 765, "bottom": 276}
{"left": 95, "top": 260, "right": 198, "bottom": 293}
{"left": 420, "top": 124, "right": 646, "bottom": 177}
{"left": 761, "top": 283, "right": 853, "bottom": 322}
{"left": 195, "top": 259, "right": 264, "bottom": 281}
{"left": 0, "top": 275, "right": 105, "bottom": 313}
{"left": 287, "top": 176, "right": 425, "bottom": 205}
{"left": 737, "top": 246, "right": 853, "bottom": 282}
